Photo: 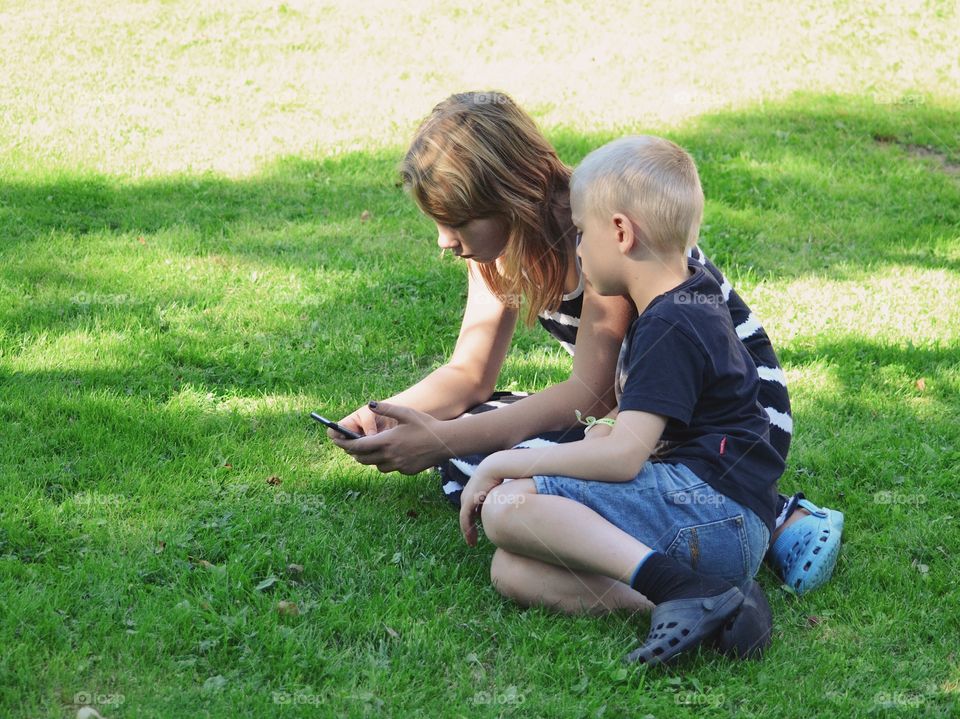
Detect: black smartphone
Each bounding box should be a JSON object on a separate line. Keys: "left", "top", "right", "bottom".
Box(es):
{"left": 310, "top": 412, "right": 363, "bottom": 440}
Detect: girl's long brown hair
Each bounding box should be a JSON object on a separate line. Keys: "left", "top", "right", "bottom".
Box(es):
{"left": 400, "top": 91, "right": 574, "bottom": 325}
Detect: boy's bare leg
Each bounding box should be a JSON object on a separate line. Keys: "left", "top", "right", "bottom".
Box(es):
{"left": 490, "top": 548, "right": 653, "bottom": 616}
{"left": 479, "top": 478, "right": 752, "bottom": 666}
{"left": 478, "top": 478, "right": 652, "bottom": 583}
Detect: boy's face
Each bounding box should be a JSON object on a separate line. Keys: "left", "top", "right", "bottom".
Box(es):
{"left": 572, "top": 200, "right": 624, "bottom": 296}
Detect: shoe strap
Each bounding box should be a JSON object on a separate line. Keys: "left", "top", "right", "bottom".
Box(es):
{"left": 797, "top": 498, "right": 828, "bottom": 519}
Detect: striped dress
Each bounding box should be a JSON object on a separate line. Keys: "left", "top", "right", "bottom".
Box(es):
{"left": 438, "top": 245, "right": 793, "bottom": 517}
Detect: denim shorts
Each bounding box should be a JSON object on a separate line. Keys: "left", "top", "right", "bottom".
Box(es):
{"left": 533, "top": 462, "right": 770, "bottom": 588}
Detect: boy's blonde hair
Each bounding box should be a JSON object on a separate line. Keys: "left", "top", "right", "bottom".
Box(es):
{"left": 570, "top": 135, "right": 704, "bottom": 253}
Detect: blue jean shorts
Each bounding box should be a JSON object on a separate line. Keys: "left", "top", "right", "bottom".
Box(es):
{"left": 533, "top": 462, "right": 770, "bottom": 588}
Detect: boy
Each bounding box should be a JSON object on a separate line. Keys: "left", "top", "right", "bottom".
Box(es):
{"left": 457, "top": 135, "right": 784, "bottom": 665}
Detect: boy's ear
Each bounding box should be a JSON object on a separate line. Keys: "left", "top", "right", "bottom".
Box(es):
{"left": 612, "top": 213, "right": 639, "bottom": 255}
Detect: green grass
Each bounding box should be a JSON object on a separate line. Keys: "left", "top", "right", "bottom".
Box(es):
{"left": 3, "top": 2, "right": 960, "bottom": 718}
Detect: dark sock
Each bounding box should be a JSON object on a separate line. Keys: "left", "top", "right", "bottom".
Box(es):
{"left": 629, "top": 552, "right": 733, "bottom": 606}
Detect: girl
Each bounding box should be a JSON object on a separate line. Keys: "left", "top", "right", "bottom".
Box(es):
{"left": 331, "top": 91, "right": 843, "bottom": 603}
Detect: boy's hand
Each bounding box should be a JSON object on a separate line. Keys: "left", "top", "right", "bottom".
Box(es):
{"left": 459, "top": 463, "right": 507, "bottom": 547}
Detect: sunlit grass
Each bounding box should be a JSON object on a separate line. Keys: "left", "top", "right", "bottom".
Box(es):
{"left": 2, "top": 0, "right": 958, "bottom": 176}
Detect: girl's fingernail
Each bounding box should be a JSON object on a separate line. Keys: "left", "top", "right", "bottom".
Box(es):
{"left": 368, "top": 401, "right": 378, "bottom": 409}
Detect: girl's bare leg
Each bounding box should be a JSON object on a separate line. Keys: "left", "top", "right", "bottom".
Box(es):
{"left": 490, "top": 547, "right": 653, "bottom": 616}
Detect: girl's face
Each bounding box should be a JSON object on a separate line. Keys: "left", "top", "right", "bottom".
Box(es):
{"left": 435, "top": 217, "right": 510, "bottom": 264}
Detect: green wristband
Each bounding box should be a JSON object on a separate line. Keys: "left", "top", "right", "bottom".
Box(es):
{"left": 575, "top": 410, "right": 616, "bottom": 434}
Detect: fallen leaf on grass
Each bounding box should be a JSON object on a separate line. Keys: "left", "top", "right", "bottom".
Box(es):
{"left": 609, "top": 667, "right": 629, "bottom": 683}
{"left": 276, "top": 601, "right": 299, "bottom": 616}
{"left": 202, "top": 674, "right": 227, "bottom": 692}
{"left": 256, "top": 576, "right": 278, "bottom": 592}
{"left": 188, "top": 556, "right": 225, "bottom": 574}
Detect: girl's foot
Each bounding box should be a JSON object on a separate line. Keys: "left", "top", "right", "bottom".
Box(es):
{"left": 768, "top": 498, "right": 844, "bottom": 595}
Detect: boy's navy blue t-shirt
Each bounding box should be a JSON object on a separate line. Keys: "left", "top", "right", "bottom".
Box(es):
{"left": 615, "top": 258, "right": 784, "bottom": 533}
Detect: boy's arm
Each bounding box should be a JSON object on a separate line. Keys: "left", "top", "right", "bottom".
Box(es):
{"left": 581, "top": 408, "right": 619, "bottom": 440}
{"left": 459, "top": 410, "right": 666, "bottom": 545}
{"left": 480, "top": 409, "right": 666, "bottom": 483}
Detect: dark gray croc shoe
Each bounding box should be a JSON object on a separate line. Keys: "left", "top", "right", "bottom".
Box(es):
{"left": 624, "top": 586, "right": 744, "bottom": 666}
{"left": 713, "top": 580, "right": 772, "bottom": 659}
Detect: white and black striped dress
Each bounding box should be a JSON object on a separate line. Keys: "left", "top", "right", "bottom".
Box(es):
{"left": 438, "top": 246, "right": 793, "bottom": 512}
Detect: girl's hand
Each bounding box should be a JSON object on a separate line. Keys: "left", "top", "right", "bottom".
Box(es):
{"left": 333, "top": 404, "right": 398, "bottom": 439}
{"left": 330, "top": 402, "right": 448, "bottom": 475}
{"left": 459, "top": 465, "right": 506, "bottom": 547}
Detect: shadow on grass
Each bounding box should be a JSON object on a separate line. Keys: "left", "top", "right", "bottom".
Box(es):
{"left": 1, "top": 93, "right": 957, "bottom": 282}
{"left": 1, "top": 153, "right": 408, "bottom": 245}
{"left": 0, "top": 97, "right": 956, "bottom": 419}
{"left": 780, "top": 339, "right": 959, "bottom": 396}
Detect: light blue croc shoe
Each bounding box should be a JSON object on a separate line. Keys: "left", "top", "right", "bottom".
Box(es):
{"left": 769, "top": 498, "right": 844, "bottom": 595}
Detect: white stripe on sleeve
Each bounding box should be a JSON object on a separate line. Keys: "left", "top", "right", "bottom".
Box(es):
{"left": 719, "top": 277, "right": 733, "bottom": 302}
{"left": 512, "top": 437, "right": 559, "bottom": 450}
{"left": 539, "top": 309, "right": 580, "bottom": 327}
{"left": 765, "top": 406, "right": 794, "bottom": 434}
{"left": 736, "top": 313, "right": 763, "bottom": 340}
{"left": 756, "top": 366, "right": 788, "bottom": 386}
{"left": 449, "top": 458, "right": 478, "bottom": 478}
